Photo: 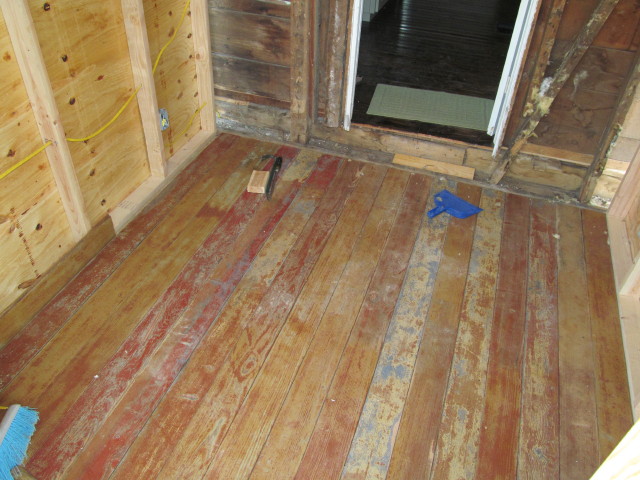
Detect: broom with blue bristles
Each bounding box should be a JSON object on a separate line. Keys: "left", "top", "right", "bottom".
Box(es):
{"left": 0, "top": 405, "right": 38, "bottom": 480}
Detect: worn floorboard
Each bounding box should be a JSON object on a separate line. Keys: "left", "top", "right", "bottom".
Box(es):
{"left": 0, "top": 134, "right": 632, "bottom": 480}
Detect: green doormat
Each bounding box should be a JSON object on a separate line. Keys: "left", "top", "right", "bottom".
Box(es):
{"left": 367, "top": 84, "right": 494, "bottom": 131}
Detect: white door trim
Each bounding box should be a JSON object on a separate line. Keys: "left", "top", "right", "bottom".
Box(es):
{"left": 343, "top": 0, "right": 364, "bottom": 131}
{"left": 488, "top": 0, "right": 542, "bottom": 156}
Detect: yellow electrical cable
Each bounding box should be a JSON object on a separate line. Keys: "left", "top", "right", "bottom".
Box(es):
{"left": 166, "top": 103, "right": 206, "bottom": 149}
{"left": 0, "top": 141, "right": 52, "bottom": 181}
{"left": 152, "top": 0, "right": 191, "bottom": 75}
{"left": 66, "top": 86, "right": 141, "bottom": 143}
{"left": 2, "top": 0, "right": 197, "bottom": 181}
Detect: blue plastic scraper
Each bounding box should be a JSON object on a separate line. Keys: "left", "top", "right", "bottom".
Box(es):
{"left": 427, "top": 190, "right": 482, "bottom": 219}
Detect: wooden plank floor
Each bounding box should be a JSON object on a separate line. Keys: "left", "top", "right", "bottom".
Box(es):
{"left": 0, "top": 133, "right": 633, "bottom": 479}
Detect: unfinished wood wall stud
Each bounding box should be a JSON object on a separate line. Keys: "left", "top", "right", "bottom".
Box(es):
{"left": 290, "top": 0, "right": 313, "bottom": 143}
{"left": 110, "top": 0, "right": 217, "bottom": 232}
{"left": 121, "top": 0, "right": 167, "bottom": 178}
{"left": 1, "top": 0, "right": 91, "bottom": 240}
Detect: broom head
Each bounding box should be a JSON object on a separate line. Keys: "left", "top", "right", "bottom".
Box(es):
{"left": 0, "top": 405, "right": 38, "bottom": 480}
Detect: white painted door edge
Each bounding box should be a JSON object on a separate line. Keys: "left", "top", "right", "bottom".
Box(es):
{"left": 488, "top": 0, "right": 542, "bottom": 157}
{"left": 343, "top": 0, "right": 364, "bottom": 131}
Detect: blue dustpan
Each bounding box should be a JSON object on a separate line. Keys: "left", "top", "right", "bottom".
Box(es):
{"left": 427, "top": 190, "right": 482, "bottom": 219}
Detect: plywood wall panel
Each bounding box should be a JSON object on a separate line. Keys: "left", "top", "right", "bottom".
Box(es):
{"left": 211, "top": 10, "right": 291, "bottom": 66}
{"left": 0, "top": 10, "right": 76, "bottom": 313}
{"left": 28, "top": 0, "right": 150, "bottom": 225}
{"left": 144, "top": 0, "right": 203, "bottom": 156}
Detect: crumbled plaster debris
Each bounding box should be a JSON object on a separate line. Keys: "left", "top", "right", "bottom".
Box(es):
{"left": 589, "top": 195, "right": 612, "bottom": 209}
{"left": 539, "top": 77, "right": 553, "bottom": 97}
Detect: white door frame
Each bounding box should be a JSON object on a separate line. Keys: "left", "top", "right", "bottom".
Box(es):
{"left": 343, "top": 0, "right": 364, "bottom": 131}
{"left": 342, "top": 0, "right": 542, "bottom": 148}
{"left": 488, "top": 0, "right": 542, "bottom": 156}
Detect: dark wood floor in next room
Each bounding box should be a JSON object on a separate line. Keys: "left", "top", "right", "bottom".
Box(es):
{"left": 353, "top": 0, "right": 518, "bottom": 144}
{"left": 0, "top": 133, "right": 632, "bottom": 479}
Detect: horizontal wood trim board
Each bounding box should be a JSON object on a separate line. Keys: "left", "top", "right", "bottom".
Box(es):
{"left": 393, "top": 153, "right": 475, "bottom": 180}
{"left": 213, "top": 54, "right": 290, "bottom": 102}
{"left": 311, "top": 124, "right": 467, "bottom": 165}
{"left": 211, "top": 9, "right": 291, "bottom": 66}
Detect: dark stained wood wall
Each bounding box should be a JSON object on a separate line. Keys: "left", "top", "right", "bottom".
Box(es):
{"left": 210, "top": 0, "right": 292, "bottom": 108}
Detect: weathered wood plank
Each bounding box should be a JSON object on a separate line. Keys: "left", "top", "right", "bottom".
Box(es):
{"left": 341, "top": 177, "right": 452, "bottom": 480}
{"left": 557, "top": 205, "right": 599, "bottom": 478}
{"left": 63, "top": 149, "right": 332, "bottom": 480}
{"left": 0, "top": 215, "right": 114, "bottom": 339}
{"left": 210, "top": 0, "right": 291, "bottom": 18}
{"left": 324, "top": 0, "right": 350, "bottom": 127}
{"left": 289, "top": 0, "right": 312, "bottom": 143}
{"left": 110, "top": 157, "right": 358, "bottom": 479}
{"left": 27, "top": 146, "right": 303, "bottom": 479}
{"left": 213, "top": 54, "right": 291, "bottom": 102}
{"left": 393, "top": 153, "right": 475, "bottom": 179}
{"left": 211, "top": 10, "right": 291, "bottom": 66}
{"left": 0, "top": 134, "right": 249, "bottom": 384}
{"left": 252, "top": 172, "right": 427, "bottom": 480}
{"left": 206, "top": 165, "right": 394, "bottom": 480}
{"left": 430, "top": 189, "right": 505, "bottom": 480}
{"left": 582, "top": 209, "right": 633, "bottom": 461}
{"left": 386, "top": 183, "right": 481, "bottom": 480}
{"left": 312, "top": 123, "right": 467, "bottom": 165}
{"left": 160, "top": 161, "right": 376, "bottom": 479}
{"left": 1, "top": 141, "right": 277, "bottom": 455}
{"left": 517, "top": 201, "right": 560, "bottom": 478}
{"left": 475, "top": 194, "right": 530, "bottom": 479}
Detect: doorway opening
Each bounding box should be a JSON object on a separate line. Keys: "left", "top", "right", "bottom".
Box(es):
{"left": 349, "top": 0, "right": 521, "bottom": 145}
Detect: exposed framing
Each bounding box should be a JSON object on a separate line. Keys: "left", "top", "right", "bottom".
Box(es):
{"left": 1, "top": 0, "right": 91, "bottom": 240}
{"left": 490, "top": 0, "right": 622, "bottom": 184}
{"left": 2, "top": 0, "right": 217, "bottom": 235}
{"left": 580, "top": 52, "right": 640, "bottom": 202}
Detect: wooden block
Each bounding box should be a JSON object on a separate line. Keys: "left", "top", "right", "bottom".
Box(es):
{"left": 393, "top": 153, "right": 475, "bottom": 180}
{"left": 247, "top": 170, "right": 270, "bottom": 193}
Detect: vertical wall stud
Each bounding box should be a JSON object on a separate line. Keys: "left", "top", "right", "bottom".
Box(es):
{"left": 121, "top": 0, "right": 167, "bottom": 178}
{"left": 1, "top": 0, "right": 91, "bottom": 239}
